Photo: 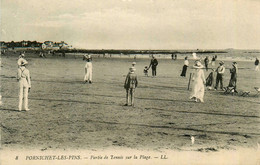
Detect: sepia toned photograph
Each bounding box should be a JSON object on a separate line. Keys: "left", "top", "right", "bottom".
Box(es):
{"left": 0, "top": 0, "right": 260, "bottom": 164}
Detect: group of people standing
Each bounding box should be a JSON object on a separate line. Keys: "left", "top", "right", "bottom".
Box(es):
{"left": 255, "top": 58, "right": 259, "bottom": 71}
{"left": 189, "top": 59, "right": 238, "bottom": 103}
{"left": 14, "top": 52, "right": 257, "bottom": 111}
{"left": 124, "top": 55, "right": 159, "bottom": 106}
{"left": 180, "top": 55, "right": 218, "bottom": 77}
{"left": 179, "top": 53, "right": 240, "bottom": 103}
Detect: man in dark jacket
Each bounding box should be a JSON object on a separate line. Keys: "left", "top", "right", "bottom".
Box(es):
{"left": 148, "top": 55, "right": 158, "bottom": 77}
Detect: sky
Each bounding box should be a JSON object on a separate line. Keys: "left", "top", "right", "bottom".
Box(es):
{"left": 1, "top": 0, "right": 260, "bottom": 49}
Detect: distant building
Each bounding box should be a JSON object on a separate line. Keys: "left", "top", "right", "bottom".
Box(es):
{"left": 54, "top": 41, "right": 72, "bottom": 49}
{"left": 44, "top": 41, "right": 54, "bottom": 48}
{"left": 21, "top": 40, "right": 28, "bottom": 47}
{"left": 0, "top": 40, "right": 71, "bottom": 50}
{"left": 41, "top": 43, "right": 47, "bottom": 49}
{"left": 0, "top": 41, "right": 5, "bottom": 47}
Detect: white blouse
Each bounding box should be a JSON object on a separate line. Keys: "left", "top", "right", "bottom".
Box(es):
{"left": 184, "top": 60, "right": 189, "bottom": 66}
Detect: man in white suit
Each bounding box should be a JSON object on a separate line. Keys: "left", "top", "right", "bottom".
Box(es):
{"left": 17, "top": 61, "right": 31, "bottom": 111}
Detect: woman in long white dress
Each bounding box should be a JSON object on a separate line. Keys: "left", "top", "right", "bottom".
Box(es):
{"left": 190, "top": 61, "right": 206, "bottom": 103}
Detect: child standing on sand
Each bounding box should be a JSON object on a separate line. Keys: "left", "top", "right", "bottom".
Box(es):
{"left": 124, "top": 67, "right": 138, "bottom": 107}
{"left": 143, "top": 66, "right": 148, "bottom": 76}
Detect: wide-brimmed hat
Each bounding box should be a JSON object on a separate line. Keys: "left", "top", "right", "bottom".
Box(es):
{"left": 193, "top": 61, "right": 204, "bottom": 69}
{"left": 132, "top": 62, "right": 136, "bottom": 65}
{"left": 21, "top": 53, "right": 25, "bottom": 57}
{"left": 219, "top": 61, "right": 224, "bottom": 65}
{"left": 232, "top": 62, "right": 237, "bottom": 65}
{"left": 21, "top": 61, "right": 28, "bottom": 66}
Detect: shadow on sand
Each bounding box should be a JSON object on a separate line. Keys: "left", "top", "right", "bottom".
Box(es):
{"left": 83, "top": 119, "right": 260, "bottom": 137}
{"left": 145, "top": 107, "right": 260, "bottom": 119}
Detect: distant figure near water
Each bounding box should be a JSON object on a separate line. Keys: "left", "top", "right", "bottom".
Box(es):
{"left": 255, "top": 58, "right": 259, "bottom": 71}
{"left": 131, "top": 62, "right": 136, "bottom": 71}
{"left": 148, "top": 55, "right": 158, "bottom": 77}
{"left": 174, "top": 54, "right": 177, "bottom": 60}
{"left": 180, "top": 56, "right": 189, "bottom": 77}
{"left": 211, "top": 56, "right": 216, "bottom": 66}
{"left": 192, "top": 52, "right": 198, "bottom": 59}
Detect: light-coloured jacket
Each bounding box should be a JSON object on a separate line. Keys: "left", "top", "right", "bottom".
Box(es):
{"left": 124, "top": 72, "right": 138, "bottom": 89}
{"left": 216, "top": 65, "right": 225, "bottom": 74}
{"left": 17, "top": 66, "right": 31, "bottom": 88}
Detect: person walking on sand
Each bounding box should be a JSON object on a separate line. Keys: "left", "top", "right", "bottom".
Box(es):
{"left": 148, "top": 55, "right": 158, "bottom": 77}
{"left": 215, "top": 61, "right": 225, "bottom": 90}
{"left": 83, "top": 54, "right": 93, "bottom": 84}
{"left": 124, "top": 67, "right": 138, "bottom": 107}
{"left": 190, "top": 61, "right": 206, "bottom": 103}
{"left": 255, "top": 58, "right": 259, "bottom": 71}
{"left": 180, "top": 56, "right": 189, "bottom": 77}
{"left": 17, "top": 61, "right": 31, "bottom": 111}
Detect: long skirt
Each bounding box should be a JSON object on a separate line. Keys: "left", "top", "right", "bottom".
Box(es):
{"left": 180, "top": 65, "right": 188, "bottom": 77}
{"left": 190, "top": 80, "right": 205, "bottom": 102}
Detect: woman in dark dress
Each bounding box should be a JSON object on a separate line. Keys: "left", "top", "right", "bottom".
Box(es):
{"left": 228, "top": 62, "right": 238, "bottom": 92}
{"left": 180, "top": 56, "right": 189, "bottom": 77}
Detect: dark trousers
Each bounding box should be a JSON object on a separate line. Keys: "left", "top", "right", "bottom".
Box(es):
{"left": 215, "top": 74, "right": 223, "bottom": 89}
{"left": 152, "top": 66, "right": 157, "bottom": 76}
{"left": 180, "top": 65, "right": 188, "bottom": 77}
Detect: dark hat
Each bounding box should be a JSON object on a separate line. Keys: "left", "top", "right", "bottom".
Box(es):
{"left": 219, "top": 61, "right": 224, "bottom": 65}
